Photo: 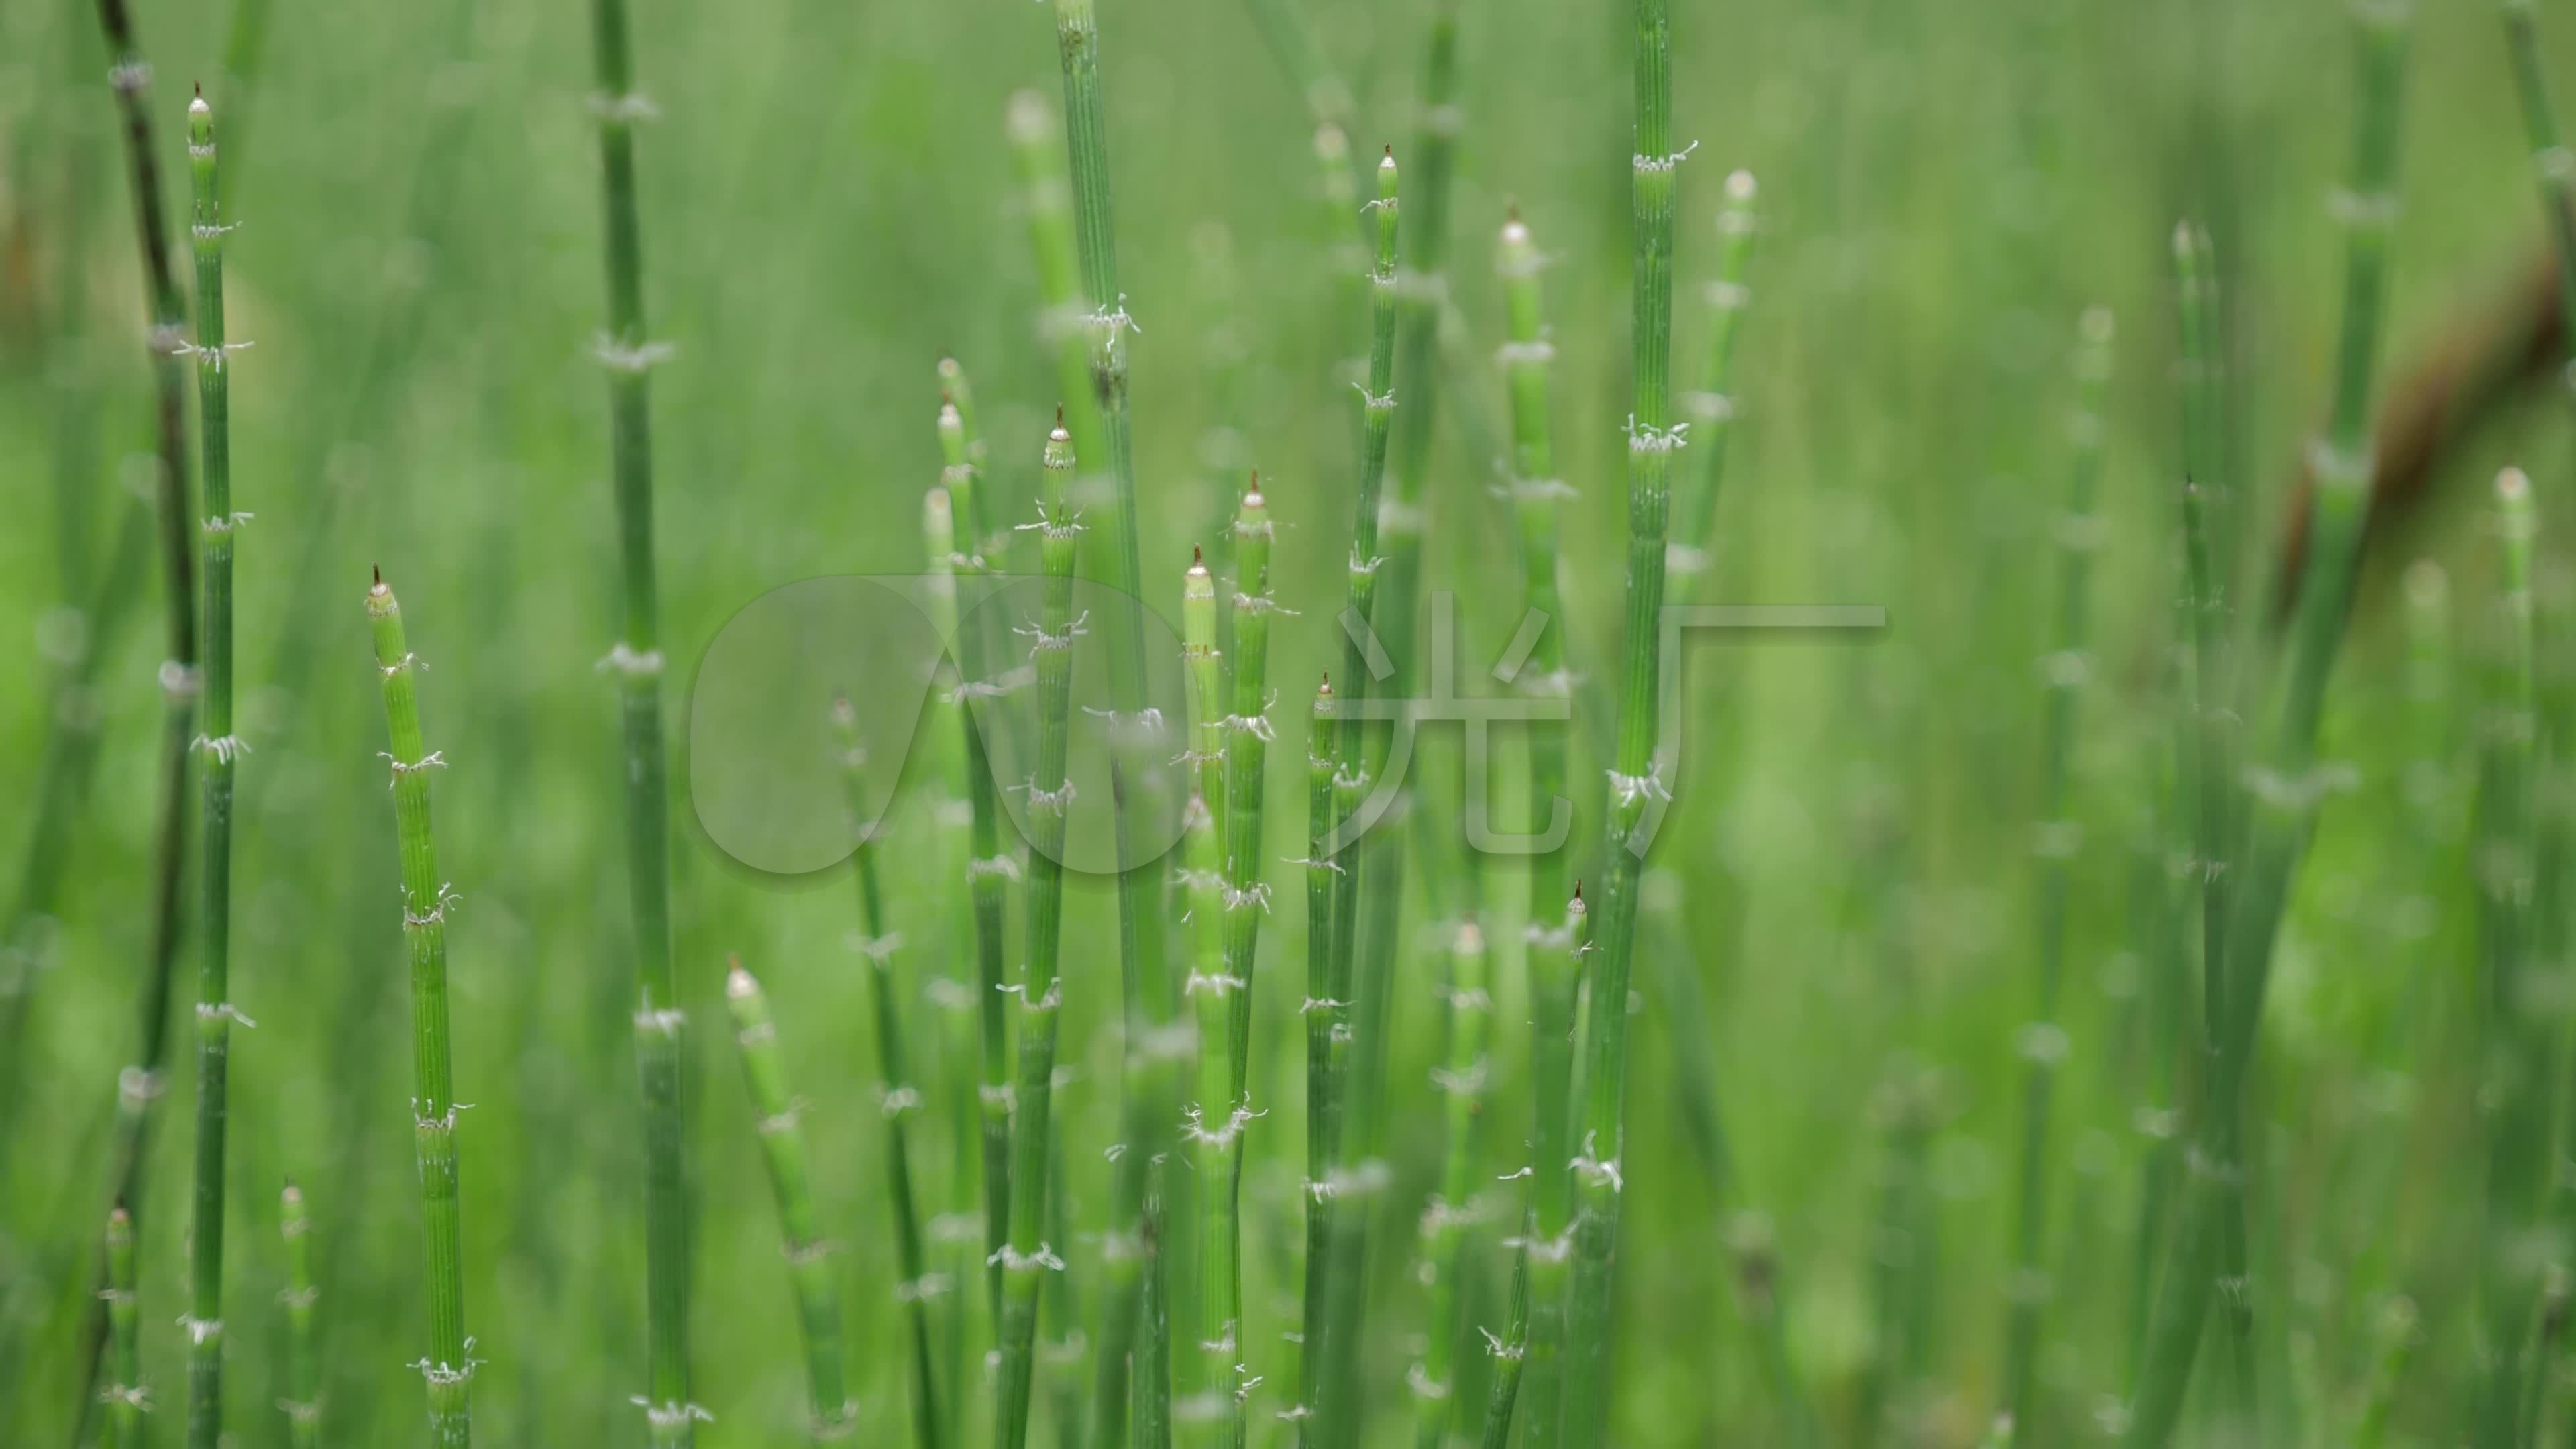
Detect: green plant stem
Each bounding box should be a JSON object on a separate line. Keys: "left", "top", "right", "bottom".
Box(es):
{"left": 1296, "top": 677, "right": 1338, "bottom": 1427}
{"left": 2504, "top": 0, "right": 2576, "bottom": 353}
{"left": 1560, "top": 0, "right": 1679, "bottom": 1436}
{"left": 1670, "top": 171, "right": 1759, "bottom": 580}
{"left": 2127, "top": 7, "right": 2410, "bottom": 1441}
{"left": 368, "top": 575, "right": 474, "bottom": 1446}
{"left": 1999, "top": 306, "right": 2114, "bottom": 1434}
{"left": 582, "top": 0, "right": 690, "bottom": 1437}
{"left": 1308, "top": 149, "right": 1399, "bottom": 1449}
{"left": 724, "top": 959, "right": 857, "bottom": 1442}
{"left": 183, "top": 89, "right": 239, "bottom": 1449}
{"left": 2477, "top": 468, "right": 2546, "bottom": 1449}
{"left": 2352, "top": 1296, "right": 2416, "bottom": 1449}
{"left": 1477, "top": 1240, "right": 1530, "bottom": 1449}
{"left": 103, "top": 1202, "right": 142, "bottom": 1449}
{"left": 1496, "top": 209, "right": 1576, "bottom": 1449}
{"left": 997, "top": 422, "right": 1081, "bottom": 1449}
{"left": 1223, "top": 485, "right": 1275, "bottom": 1093}
{"left": 1182, "top": 784, "right": 1238, "bottom": 1447}
{"left": 280, "top": 1183, "right": 319, "bottom": 1449}
{"left": 1411, "top": 922, "right": 1489, "bottom": 1448}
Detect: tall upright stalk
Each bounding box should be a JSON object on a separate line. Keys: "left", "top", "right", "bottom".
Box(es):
{"left": 1411, "top": 920, "right": 1490, "bottom": 1449}
{"left": 1222, "top": 482, "right": 1276, "bottom": 1093}
{"left": 1181, "top": 780, "right": 1238, "bottom": 1447}
{"left": 2127, "top": 6, "right": 2411, "bottom": 1440}
{"left": 723, "top": 958, "right": 857, "bottom": 1442}
{"left": 367, "top": 574, "right": 474, "bottom": 1447}
{"left": 103, "top": 1201, "right": 143, "bottom": 1449}
{"left": 280, "top": 1182, "right": 320, "bottom": 1449}
{"left": 1311, "top": 147, "right": 1401, "bottom": 1448}
{"left": 2504, "top": 0, "right": 2576, "bottom": 349}
{"left": 1999, "top": 307, "right": 2114, "bottom": 1433}
{"left": 183, "top": 89, "right": 243, "bottom": 1449}
{"left": 996, "top": 421, "right": 1082, "bottom": 1449}
{"left": 2475, "top": 468, "right": 2547, "bottom": 1448}
{"left": 1496, "top": 209, "right": 1577, "bottom": 1449}
{"left": 1559, "top": 0, "right": 1682, "bottom": 1436}
{"left": 833, "top": 702, "right": 946, "bottom": 1449}
{"left": 582, "top": 0, "right": 690, "bottom": 1435}
{"left": 1296, "top": 675, "right": 1338, "bottom": 1429}
{"left": 1670, "top": 172, "right": 1760, "bottom": 579}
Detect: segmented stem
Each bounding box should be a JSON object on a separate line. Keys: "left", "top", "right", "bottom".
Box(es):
{"left": 724, "top": 959, "right": 858, "bottom": 1441}
{"left": 1182, "top": 787, "right": 1238, "bottom": 1447}
{"left": 184, "top": 89, "right": 238, "bottom": 1449}
{"left": 1297, "top": 676, "right": 1338, "bottom": 1426}
{"left": 1671, "top": 171, "right": 1759, "bottom": 582}
{"left": 368, "top": 576, "right": 474, "bottom": 1446}
{"left": 104, "top": 1202, "right": 143, "bottom": 1449}
{"left": 1999, "top": 307, "right": 2114, "bottom": 1432}
{"left": 280, "top": 1183, "right": 320, "bottom": 1449}
{"left": 996, "top": 423, "right": 1081, "bottom": 1449}
{"left": 1412, "top": 922, "right": 1490, "bottom": 1448}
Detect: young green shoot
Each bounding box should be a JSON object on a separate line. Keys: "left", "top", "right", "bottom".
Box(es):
{"left": 103, "top": 1201, "right": 144, "bottom": 1449}
{"left": 368, "top": 573, "right": 474, "bottom": 1446}
{"left": 280, "top": 1183, "right": 320, "bottom": 1449}
{"left": 1411, "top": 920, "right": 1491, "bottom": 1449}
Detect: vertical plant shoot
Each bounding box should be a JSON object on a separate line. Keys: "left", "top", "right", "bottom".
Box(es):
{"left": 2129, "top": 5, "right": 2410, "bottom": 1440}
{"left": 184, "top": 88, "right": 241, "bottom": 1449}
{"left": 1181, "top": 785, "right": 1238, "bottom": 1446}
{"left": 103, "top": 1202, "right": 144, "bottom": 1449}
{"left": 1672, "top": 170, "right": 1760, "bottom": 583}
{"left": 1222, "top": 479, "right": 1276, "bottom": 1085}
{"left": 1561, "top": 0, "right": 1682, "bottom": 1431}
{"left": 368, "top": 574, "right": 474, "bottom": 1446}
{"left": 996, "top": 420, "right": 1081, "bottom": 1449}
{"left": 1297, "top": 674, "right": 1338, "bottom": 1425}
{"left": 2503, "top": 0, "right": 2576, "bottom": 349}
{"left": 582, "top": 0, "right": 689, "bottom": 1430}
{"left": 723, "top": 959, "right": 857, "bottom": 1442}
{"left": 2000, "top": 306, "right": 2113, "bottom": 1432}
{"left": 1411, "top": 920, "right": 1490, "bottom": 1449}
{"left": 280, "top": 1183, "right": 321, "bottom": 1449}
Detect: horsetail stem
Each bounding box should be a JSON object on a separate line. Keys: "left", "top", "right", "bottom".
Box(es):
{"left": 1297, "top": 675, "right": 1338, "bottom": 1425}
{"left": 280, "top": 1183, "right": 320, "bottom": 1449}
{"left": 1560, "top": 0, "right": 1683, "bottom": 1429}
{"left": 1495, "top": 207, "right": 1576, "bottom": 1449}
{"left": 1477, "top": 1240, "right": 1530, "bottom": 1449}
{"left": 368, "top": 574, "right": 474, "bottom": 1447}
{"left": 834, "top": 700, "right": 945, "bottom": 1449}
{"left": 1181, "top": 786, "right": 1240, "bottom": 1447}
{"left": 1315, "top": 125, "right": 1366, "bottom": 375}
{"left": 1524, "top": 885, "right": 1587, "bottom": 1449}
{"left": 2352, "top": 1296, "right": 2418, "bottom": 1448}
{"left": 1998, "top": 305, "right": 2114, "bottom": 1433}
{"left": 1672, "top": 170, "right": 1758, "bottom": 583}
{"left": 1223, "top": 481, "right": 1275, "bottom": 1089}
{"left": 1411, "top": 920, "right": 1490, "bottom": 1449}
{"left": 996, "top": 419, "right": 1081, "bottom": 1449}
{"left": 1187, "top": 553, "right": 1226, "bottom": 840}
{"left": 103, "top": 1201, "right": 143, "bottom": 1449}
{"left": 582, "top": 0, "right": 689, "bottom": 1431}
{"left": 2128, "top": 7, "right": 2411, "bottom": 1440}
{"left": 723, "top": 958, "right": 857, "bottom": 1442}
{"left": 2503, "top": 0, "right": 2576, "bottom": 354}
{"left": 2477, "top": 468, "right": 2547, "bottom": 1446}
{"left": 184, "top": 89, "right": 242, "bottom": 1449}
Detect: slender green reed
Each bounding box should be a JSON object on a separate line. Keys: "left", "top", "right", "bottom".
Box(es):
{"left": 996, "top": 421, "right": 1081, "bottom": 1449}
{"left": 832, "top": 702, "right": 946, "bottom": 1449}
{"left": 1477, "top": 1244, "right": 1529, "bottom": 1449}
{"left": 1316, "top": 125, "right": 1366, "bottom": 377}
{"left": 1495, "top": 208, "right": 1576, "bottom": 1449}
{"left": 2504, "top": 0, "right": 2576, "bottom": 347}
{"left": 582, "top": 0, "right": 690, "bottom": 1434}
{"left": 723, "top": 958, "right": 857, "bottom": 1441}
{"left": 2127, "top": 7, "right": 2411, "bottom": 1440}
{"left": 936, "top": 388, "right": 1018, "bottom": 1330}
{"left": 1222, "top": 482, "right": 1276, "bottom": 1089}
{"left": 367, "top": 574, "right": 474, "bottom": 1446}
{"left": 1560, "top": 0, "right": 1682, "bottom": 1434}
{"left": 1296, "top": 676, "right": 1338, "bottom": 1426}
{"left": 280, "top": 1182, "right": 319, "bottom": 1449}
{"left": 1187, "top": 555, "right": 1227, "bottom": 841}
{"left": 2352, "top": 1296, "right": 2417, "bottom": 1448}
{"left": 1999, "top": 305, "right": 2114, "bottom": 1432}
{"left": 2475, "top": 468, "right": 2546, "bottom": 1448}
{"left": 103, "top": 1201, "right": 142, "bottom": 1449}
{"left": 1411, "top": 921, "right": 1490, "bottom": 1449}
{"left": 1671, "top": 170, "right": 1759, "bottom": 580}
{"left": 183, "top": 89, "right": 244, "bottom": 1449}
{"left": 84, "top": 11, "right": 197, "bottom": 1415}
{"left": 1181, "top": 781, "right": 1238, "bottom": 1446}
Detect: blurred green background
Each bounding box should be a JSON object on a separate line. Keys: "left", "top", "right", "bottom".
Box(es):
{"left": 2, "top": 0, "right": 2570, "bottom": 1442}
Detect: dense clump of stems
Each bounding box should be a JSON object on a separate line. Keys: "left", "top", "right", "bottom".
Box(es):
{"left": 1495, "top": 209, "right": 1576, "bottom": 1449}
{"left": 996, "top": 421, "right": 1081, "bottom": 1449}
{"left": 1560, "top": 0, "right": 1681, "bottom": 1436}
{"left": 368, "top": 575, "right": 474, "bottom": 1446}
{"left": 2504, "top": 0, "right": 2576, "bottom": 349}
{"left": 1410, "top": 921, "right": 1489, "bottom": 1448}
{"left": 2475, "top": 468, "right": 2547, "bottom": 1447}
{"left": 582, "top": 0, "right": 690, "bottom": 1433}
{"left": 103, "top": 1203, "right": 143, "bottom": 1449}
{"left": 280, "top": 1183, "right": 320, "bottom": 1449}
{"left": 80, "top": 6, "right": 198, "bottom": 1419}
{"left": 1998, "top": 306, "right": 2114, "bottom": 1432}
{"left": 1307, "top": 149, "right": 1399, "bottom": 1446}
{"left": 183, "top": 89, "right": 242, "bottom": 1449}
{"left": 832, "top": 702, "right": 945, "bottom": 1449}
{"left": 2127, "top": 6, "right": 2411, "bottom": 1440}
{"left": 938, "top": 387, "right": 1017, "bottom": 1322}
{"left": 723, "top": 957, "right": 857, "bottom": 1441}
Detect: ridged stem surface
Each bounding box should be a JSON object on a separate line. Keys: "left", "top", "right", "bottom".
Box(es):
{"left": 1410, "top": 923, "right": 1489, "bottom": 1449}
{"left": 104, "top": 1203, "right": 142, "bottom": 1449}
{"left": 280, "top": 1184, "right": 319, "bottom": 1449}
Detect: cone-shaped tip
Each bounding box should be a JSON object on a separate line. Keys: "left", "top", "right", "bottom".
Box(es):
{"left": 725, "top": 956, "right": 756, "bottom": 999}
{"left": 1056, "top": 402, "right": 1065, "bottom": 426}
{"left": 373, "top": 564, "right": 382, "bottom": 586}
{"left": 282, "top": 1178, "right": 301, "bottom": 1201}
{"left": 2500, "top": 465, "right": 2532, "bottom": 502}
{"left": 1723, "top": 169, "right": 1757, "bottom": 203}
{"left": 1381, "top": 144, "right": 1395, "bottom": 164}
{"left": 1193, "top": 543, "right": 1205, "bottom": 566}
